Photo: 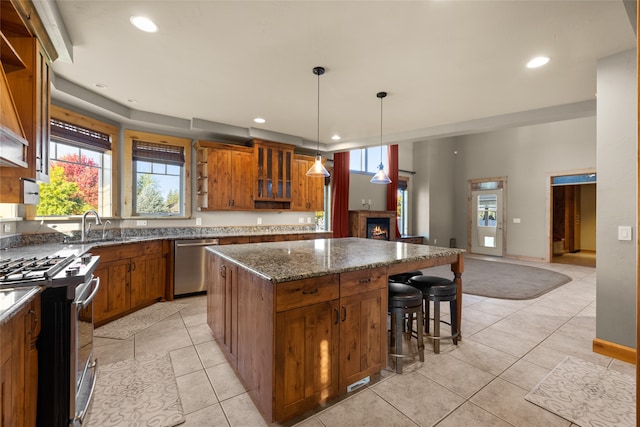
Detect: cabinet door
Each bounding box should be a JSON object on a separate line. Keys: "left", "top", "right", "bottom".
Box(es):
{"left": 0, "top": 355, "right": 12, "bottom": 427}
{"left": 24, "top": 296, "right": 40, "bottom": 427}
{"left": 292, "top": 156, "right": 325, "bottom": 212}
{"left": 275, "top": 300, "right": 339, "bottom": 421}
{"left": 94, "top": 259, "right": 130, "bottom": 324}
{"left": 339, "top": 288, "right": 386, "bottom": 391}
{"left": 35, "top": 42, "right": 51, "bottom": 182}
{"left": 129, "top": 255, "right": 148, "bottom": 308}
{"left": 208, "top": 148, "right": 233, "bottom": 209}
{"left": 255, "top": 143, "right": 292, "bottom": 201}
{"left": 291, "top": 157, "right": 309, "bottom": 210}
{"left": 230, "top": 150, "right": 254, "bottom": 209}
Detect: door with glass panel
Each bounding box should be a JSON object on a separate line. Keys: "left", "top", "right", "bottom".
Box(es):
{"left": 471, "top": 188, "right": 503, "bottom": 256}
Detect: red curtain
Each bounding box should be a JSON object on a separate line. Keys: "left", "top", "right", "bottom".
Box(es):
{"left": 386, "top": 144, "right": 401, "bottom": 238}
{"left": 331, "top": 151, "right": 350, "bottom": 238}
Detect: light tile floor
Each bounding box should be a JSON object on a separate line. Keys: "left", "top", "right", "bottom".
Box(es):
{"left": 92, "top": 256, "right": 635, "bottom": 427}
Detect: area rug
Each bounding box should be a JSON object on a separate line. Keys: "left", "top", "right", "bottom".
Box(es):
{"left": 95, "top": 302, "right": 188, "bottom": 340}
{"left": 422, "top": 258, "right": 572, "bottom": 299}
{"left": 525, "top": 356, "right": 635, "bottom": 427}
{"left": 84, "top": 353, "right": 185, "bottom": 427}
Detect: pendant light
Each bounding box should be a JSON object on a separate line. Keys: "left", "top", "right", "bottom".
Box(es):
{"left": 370, "top": 91, "right": 392, "bottom": 184}
{"left": 306, "top": 66, "right": 331, "bottom": 177}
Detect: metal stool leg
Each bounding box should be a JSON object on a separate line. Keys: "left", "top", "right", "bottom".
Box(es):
{"left": 433, "top": 299, "right": 441, "bottom": 353}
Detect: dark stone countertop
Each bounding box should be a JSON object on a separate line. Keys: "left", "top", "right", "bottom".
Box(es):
{"left": 207, "top": 237, "right": 465, "bottom": 283}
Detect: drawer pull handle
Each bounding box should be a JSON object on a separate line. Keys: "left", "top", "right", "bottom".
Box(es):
{"left": 302, "top": 288, "right": 318, "bottom": 295}
{"left": 341, "top": 305, "right": 347, "bottom": 322}
{"left": 358, "top": 278, "right": 372, "bottom": 284}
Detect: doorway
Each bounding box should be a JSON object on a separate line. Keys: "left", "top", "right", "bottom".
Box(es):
{"left": 550, "top": 173, "right": 596, "bottom": 267}
{"left": 468, "top": 178, "right": 506, "bottom": 257}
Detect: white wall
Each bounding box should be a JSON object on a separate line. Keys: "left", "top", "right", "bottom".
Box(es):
{"left": 411, "top": 117, "right": 597, "bottom": 256}
{"left": 595, "top": 48, "right": 637, "bottom": 348}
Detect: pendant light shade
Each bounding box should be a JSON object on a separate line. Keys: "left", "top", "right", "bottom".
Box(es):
{"left": 306, "top": 66, "right": 330, "bottom": 178}
{"left": 370, "top": 91, "right": 391, "bottom": 184}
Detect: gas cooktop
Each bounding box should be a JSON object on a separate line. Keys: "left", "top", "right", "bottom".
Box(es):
{"left": 0, "top": 255, "right": 78, "bottom": 287}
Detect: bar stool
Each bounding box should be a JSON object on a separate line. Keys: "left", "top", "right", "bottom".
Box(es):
{"left": 389, "top": 270, "right": 423, "bottom": 284}
{"left": 409, "top": 276, "right": 459, "bottom": 354}
{"left": 388, "top": 282, "right": 424, "bottom": 373}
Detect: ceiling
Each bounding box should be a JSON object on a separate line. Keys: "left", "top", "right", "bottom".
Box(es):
{"left": 41, "top": 1, "right": 636, "bottom": 152}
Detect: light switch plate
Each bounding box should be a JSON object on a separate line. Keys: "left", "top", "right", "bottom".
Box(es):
{"left": 195, "top": 217, "right": 202, "bottom": 226}
{"left": 618, "top": 225, "right": 632, "bottom": 241}
{"left": 136, "top": 220, "right": 147, "bottom": 226}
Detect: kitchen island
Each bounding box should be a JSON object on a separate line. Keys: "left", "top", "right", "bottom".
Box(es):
{"left": 205, "top": 237, "right": 464, "bottom": 423}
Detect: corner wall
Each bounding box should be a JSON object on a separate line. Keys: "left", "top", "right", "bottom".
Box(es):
{"left": 596, "top": 48, "right": 637, "bottom": 348}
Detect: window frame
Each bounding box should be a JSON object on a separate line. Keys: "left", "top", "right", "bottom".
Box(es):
{"left": 123, "top": 129, "right": 192, "bottom": 219}
{"left": 349, "top": 146, "right": 388, "bottom": 174}
{"left": 28, "top": 105, "right": 119, "bottom": 220}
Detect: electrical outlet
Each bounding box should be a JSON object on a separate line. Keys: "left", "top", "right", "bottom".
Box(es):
{"left": 2, "top": 224, "right": 10, "bottom": 233}
{"left": 195, "top": 217, "right": 202, "bottom": 226}
{"left": 298, "top": 217, "right": 304, "bottom": 223}
{"left": 433, "top": 238, "right": 437, "bottom": 244}
{"left": 307, "top": 217, "right": 312, "bottom": 223}
{"left": 136, "top": 220, "right": 147, "bottom": 226}
{"left": 257, "top": 217, "right": 262, "bottom": 225}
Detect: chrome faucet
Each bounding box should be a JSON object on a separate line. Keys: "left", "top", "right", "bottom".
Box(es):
{"left": 81, "top": 210, "right": 101, "bottom": 242}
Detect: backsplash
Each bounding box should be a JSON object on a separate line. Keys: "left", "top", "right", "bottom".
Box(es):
{"left": 0, "top": 224, "right": 321, "bottom": 250}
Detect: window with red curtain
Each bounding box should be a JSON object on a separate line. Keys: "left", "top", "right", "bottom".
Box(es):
{"left": 386, "top": 144, "right": 401, "bottom": 238}
{"left": 331, "top": 151, "right": 350, "bottom": 238}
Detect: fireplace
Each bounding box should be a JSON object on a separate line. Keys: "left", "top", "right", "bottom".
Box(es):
{"left": 348, "top": 210, "right": 396, "bottom": 240}
{"left": 366, "top": 217, "right": 390, "bottom": 240}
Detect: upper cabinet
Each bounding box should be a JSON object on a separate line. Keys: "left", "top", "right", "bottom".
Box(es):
{"left": 0, "top": 0, "right": 55, "bottom": 203}
{"left": 195, "top": 141, "right": 254, "bottom": 211}
{"left": 291, "top": 154, "right": 325, "bottom": 212}
{"left": 195, "top": 139, "right": 325, "bottom": 212}
{"left": 253, "top": 139, "right": 293, "bottom": 210}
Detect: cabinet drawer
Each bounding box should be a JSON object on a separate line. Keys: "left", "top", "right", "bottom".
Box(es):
{"left": 93, "top": 240, "right": 163, "bottom": 262}
{"left": 340, "top": 267, "right": 387, "bottom": 298}
{"left": 276, "top": 275, "right": 339, "bottom": 312}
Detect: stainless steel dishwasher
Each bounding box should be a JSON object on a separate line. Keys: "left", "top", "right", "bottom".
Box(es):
{"left": 174, "top": 239, "right": 219, "bottom": 296}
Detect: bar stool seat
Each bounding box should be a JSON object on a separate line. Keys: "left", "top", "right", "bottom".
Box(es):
{"left": 388, "top": 282, "right": 424, "bottom": 373}
{"left": 409, "top": 276, "right": 459, "bottom": 354}
{"left": 389, "top": 270, "right": 423, "bottom": 284}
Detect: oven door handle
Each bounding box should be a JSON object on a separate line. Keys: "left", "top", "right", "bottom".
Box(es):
{"left": 79, "top": 276, "right": 100, "bottom": 309}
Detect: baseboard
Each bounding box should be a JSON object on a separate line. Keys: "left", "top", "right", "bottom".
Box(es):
{"left": 592, "top": 338, "right": 636, "bottom": 364}
{"left": 504, "top": 254, "right": 546, "bottom": 263}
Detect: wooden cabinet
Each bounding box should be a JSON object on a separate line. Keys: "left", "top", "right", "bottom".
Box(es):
{"left": 338, "top": 267, "right": 387, "bottom": 391}
{"left": 0, "top": 290, "right": 40, "bottom": 427}
{"left": 254, "top": 139, "right": 293, "bottom": 209}
{"left": 207, "top": 256, "right": 238, "bottom": 363}
{"left": 206, "top": 249, "right": 388, "bottom": 423}
{"left": 292, "top": 154, "right": 325, "bottom": 212}
{"left": 275, "top": 299, "right": 340, "bottom": 420}
{"left": 0, "top": 1, "right": 52, "bottom": 202}
{"left": 195, "top": 141, "right": 254, "bottom": 211}
{"left": 92, "top": 241, "right": 167, "bottom": 326}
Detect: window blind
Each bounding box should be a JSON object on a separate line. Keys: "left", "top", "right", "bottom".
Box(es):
{"left": 51, "top": 119, "right": 111, "bottom": 152}
{"left": 132, "top": 140, "right": 185, "bottom": 166}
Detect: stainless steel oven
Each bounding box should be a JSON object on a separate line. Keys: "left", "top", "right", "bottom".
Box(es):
{"left": 72, "top": 275, "right": 100, "bottom": 425}
{"left": 0, "top": 253, "right": 101, "bottom": 427}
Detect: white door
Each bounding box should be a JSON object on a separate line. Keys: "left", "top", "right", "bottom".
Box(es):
{"left": 471, "top": 189, "right": 503, "bottom": 256}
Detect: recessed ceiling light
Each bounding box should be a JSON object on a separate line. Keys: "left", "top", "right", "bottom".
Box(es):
{"left": 526, "top": 56, "right": 550, "bottom": 69}
{"left": 254, "top": 117, "right": 266, "bottom": 124}
{"left": 130, "top": 16, "right": 158, "bottom": 33}
{"left": 93, "top": 83, "right": 108, "bottom": 89}
{"left": 331, "top": 134, "right": 341, "bottom": 141}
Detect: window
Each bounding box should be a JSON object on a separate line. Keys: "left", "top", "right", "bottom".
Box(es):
{"left": 397, "top": 178, "right": 408, "bottom": 235}
{"left": 36, "top": 106, "right": 118, "bottom": 218}
{"left": 123, "top": 130, "right": 191, "bottom": 218}
{"left": 349, "top": 146, "right": 388, "bottom": 174}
